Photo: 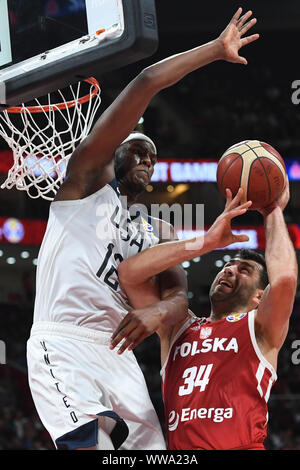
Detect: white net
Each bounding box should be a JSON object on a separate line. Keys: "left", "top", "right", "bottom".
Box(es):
{"left": 0, "top": 78, "right": 101, "bottom": 200}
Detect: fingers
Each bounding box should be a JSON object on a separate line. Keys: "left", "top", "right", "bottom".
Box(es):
{"left": 240, "top": 17, "right": 257, "bottom": 36}
{"left": 111, "top": 324, "right": 147, "bottom": 355}
{"left": 227, "top": 201, "right": 252, "bottom": 220}
{"left": 241, "top": 33, "right": 260, "bottom": 47}
{"left": 231, "top": 8, "right": 257, "bottom": 32}
{"left": 225, "top": 187, "right": 245, "bottom": 209}
{"left": 233, "top": 9, "right": 259, "bottom": 66}
{"left": 110, "top": 312, "right": 154, "bottom": 355}
{"left": 110, "top": 326, "right": 136, "bottom": 354}
{"left": 224, "top": 187, "right": 252, "bottom": 216}
{"left": 237, "top": 10, "right": 253, "bottom": 29}
{"left": 225, "top": 188, "right": 233, "bottom": 208}
{"left": 110, "top": 314, "right": 136, "bottom": 351}
{"left": 230, "top": 7, "right": 243, "bottom": 25}
{"left": 233, "top": 233, "right": 250, "bottom": 243}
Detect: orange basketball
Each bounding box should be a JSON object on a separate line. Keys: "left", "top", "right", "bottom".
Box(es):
{"left": 216, "top": 140, "right": 286, "bottom": 210}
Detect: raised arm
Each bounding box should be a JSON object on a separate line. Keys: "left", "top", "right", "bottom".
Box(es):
{"left": 255, "top": 181, "right": 298, "bottom": 368}
{"left": 118, "top": 189, "right": 251, "bottom": 286}
{"left": 58, "top": 8, "right": 259, "bottom": 199}
{"left": 111, "top": 189, "right": 252, "bottom": 353}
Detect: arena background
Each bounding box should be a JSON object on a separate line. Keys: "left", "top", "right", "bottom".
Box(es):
{"left": 0, "top": 0, "right": 300, "bottom": 450}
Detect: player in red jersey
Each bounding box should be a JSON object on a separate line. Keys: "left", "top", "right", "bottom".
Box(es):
{"left": 110, "top": 181, "right": 298, "bottom": 450}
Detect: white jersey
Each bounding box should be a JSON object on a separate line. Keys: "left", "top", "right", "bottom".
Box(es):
{"left": 33, "top": 179, "right": 159, "bottom": 333}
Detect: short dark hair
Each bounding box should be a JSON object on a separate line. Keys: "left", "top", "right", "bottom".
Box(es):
{"left": 234, "top": 249, "right": 269, "bottom": 289}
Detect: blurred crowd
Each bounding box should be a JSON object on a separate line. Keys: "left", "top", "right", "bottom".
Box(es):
{"left": 141, "top": 59, "right": 299, "bottom": 162}
{"left": 0, "top": 299, "right": 300, "bottom": 450}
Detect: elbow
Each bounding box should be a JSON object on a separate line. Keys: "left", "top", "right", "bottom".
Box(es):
{"left": 139, "top": 66, "right": 167, "bottom": 94}
{"left": 118, "top": 260, "right": 131, "bottom": 286}
{"left": 118, "top": 260, "right": 138, "bottom": 287}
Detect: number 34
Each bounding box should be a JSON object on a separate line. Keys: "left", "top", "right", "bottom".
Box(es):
{"left": 178, "top": 364, "right": 213, "bottom": 396}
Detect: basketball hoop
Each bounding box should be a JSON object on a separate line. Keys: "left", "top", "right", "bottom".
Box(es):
{"left": 0, "top": 77, "right": 101, "bottom": 200}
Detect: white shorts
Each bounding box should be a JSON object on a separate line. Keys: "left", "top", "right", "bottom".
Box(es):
{"left": 26, "top": 322, "right": 166, "bottom": 450}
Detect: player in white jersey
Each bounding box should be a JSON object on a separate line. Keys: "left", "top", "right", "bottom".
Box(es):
{"left": 26, "top": 8, "right": 259, "bottom": 450}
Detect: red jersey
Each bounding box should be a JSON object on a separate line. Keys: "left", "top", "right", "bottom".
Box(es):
{"left": 161, "top": 310, "right": 277, "bottom": 450}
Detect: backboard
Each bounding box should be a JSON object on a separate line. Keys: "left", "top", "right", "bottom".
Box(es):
{"left": 0, "top": 0, "right": 158, "bottom": 107}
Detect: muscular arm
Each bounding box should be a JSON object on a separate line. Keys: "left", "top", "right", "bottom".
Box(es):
{"left": 255, "top": 204, "right": 298, "bottom": 366}
{"left": 111, "top": 221, "right": 189, "bottom": 356}
{"left": 117, "top": 190, "right": 251, "bottom": 286}
{"left": 56, "top": 9, "right": 259, "bottom": 199}
{"left": 111, "top": 189, "right": 252, "bottom": 353}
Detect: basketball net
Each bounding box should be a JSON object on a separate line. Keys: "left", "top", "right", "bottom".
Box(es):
{"left": 0, "top": 77, "right": 101, "bottom": 200}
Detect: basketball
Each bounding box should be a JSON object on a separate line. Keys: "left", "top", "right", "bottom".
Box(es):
{"left": 216, "top": 140, "right": 287, "bottom": 210}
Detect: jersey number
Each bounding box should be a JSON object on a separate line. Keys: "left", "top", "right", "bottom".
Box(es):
{"left": 96, "top": 243, "right": 123, "bottom": 291}
{"left": 178, "top": 364, "right": 213, "bottom": 396}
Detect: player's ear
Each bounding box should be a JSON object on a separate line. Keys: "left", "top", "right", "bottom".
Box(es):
{"left": 253, "top": 289, "right": 264, "bottom": 309}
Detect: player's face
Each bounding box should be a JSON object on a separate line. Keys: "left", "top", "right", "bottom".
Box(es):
{"left": 209, "top": 258, "right": 263, "bottom": 310}
{"left": 116, "top": 139, "right": 157, "bottom": 194}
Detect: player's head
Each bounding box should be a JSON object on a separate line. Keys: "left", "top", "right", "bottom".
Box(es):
{"left": 209, "top": 249, "right": 268, "bottom": 313}
{"left": 114, "top": 131, "right": 157, "bottom": 198}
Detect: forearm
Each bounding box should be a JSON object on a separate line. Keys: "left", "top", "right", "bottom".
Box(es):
{"left": 264, "top": 207, "right": 298, "bottom": 285}
{"left": 155, "top": 288, "right": 189, "bottom": 328}
{"left": 118, "top": 234, "right": 213, "bottom": 286}
{"left": 74, "top": 40, "right": 222, "bottom": 167}
{"left": 143, "top": 40, "right": 222, "bottom": 92}
{"left": 120, "top": 265, "right": 188, "bottom": 326}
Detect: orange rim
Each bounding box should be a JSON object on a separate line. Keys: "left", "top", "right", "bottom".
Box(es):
{"left": 5, "top": 77, "right": 100, "bottom": 114}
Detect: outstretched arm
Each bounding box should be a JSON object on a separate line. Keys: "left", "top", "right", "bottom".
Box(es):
{"left": 59, "top": 9, "right": 259, "bottom": 198}
{"left": 117, "top": 189, "right": 251, "bottom": 286}
{"left": 255, "top": 180, "right": 298, "bottom": 368}
{"left": 111, "top": 189, "right": 252, "bottom": 353}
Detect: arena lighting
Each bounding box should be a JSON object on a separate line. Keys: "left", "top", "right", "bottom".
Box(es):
{"left": 215, "top": 260, "right": 224, "bottom": 267}
{"left": 0, "top": 217, "right": 46, "bottom": 245}
{"left": 169, "top": 183, "right": 190, "bottom": 197}
{"left": 182, "top": 261, "right": 190, "bottom": 268}
{"left": 1, "top": 152, "right": 300, "bottom": 180}
{"left": 0, "top": 216, "right": 299, "bottom": 250}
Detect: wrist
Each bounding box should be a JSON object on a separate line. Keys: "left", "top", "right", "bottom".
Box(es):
{"left": 209, "top": 38, "right": 224, "bottom": 61}
{"left": 201, "top": 232, "right": 219, "bottom": 253}
{"left": 159, "top": 295, "right": 189, "bottom": 327}
{"left": 262, "top": 205, "right": 283, "bottom": 220}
